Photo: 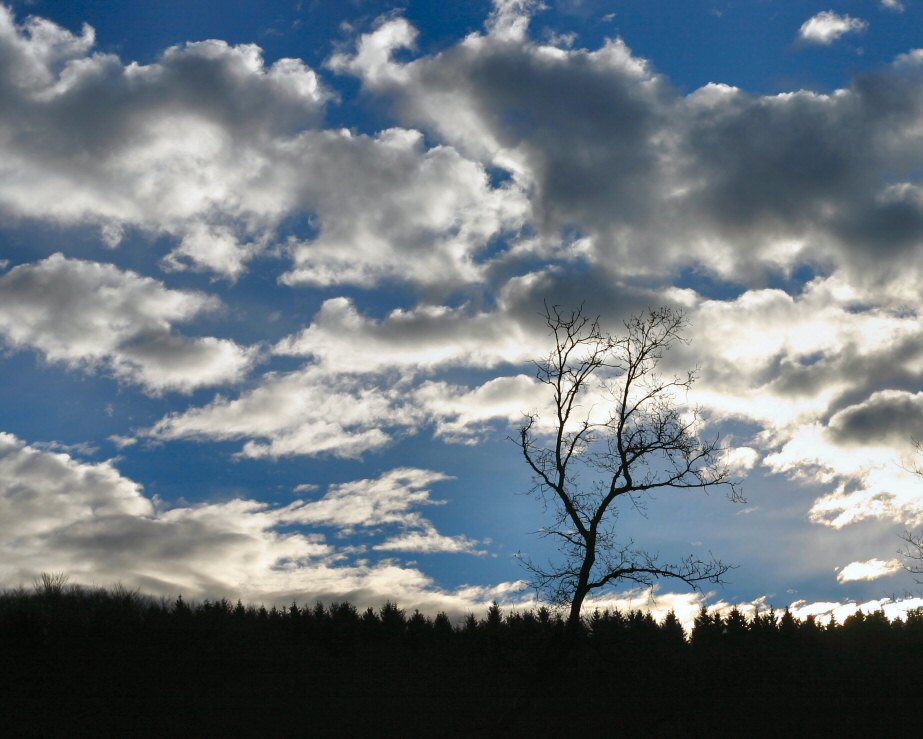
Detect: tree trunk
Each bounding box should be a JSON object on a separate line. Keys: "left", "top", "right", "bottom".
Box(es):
{"left": 567, "top": 585, "right": 588, "bottom": 630}
{"left": 567, "top": 546, "right": 594, "bottom": 630}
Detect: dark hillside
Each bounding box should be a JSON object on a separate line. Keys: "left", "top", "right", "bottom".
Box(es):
{"left": 1, "top": 583, "right": 920, "bottom": 737}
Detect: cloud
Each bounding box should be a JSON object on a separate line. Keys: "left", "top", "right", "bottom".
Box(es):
{"left": 763, "top": 424, "right": 923, "bottom": 528}
{"left": 285, "top": 468, "right": 485, "bottom": 555}
{"left": 0, "top": 254, "right": 256, "bottom": 393}
{"left": 721, "top": 446, "right": 759, "bottom": 475}
{"left": 798, "top": 11, "right": 868, "bottom": 45}
{"left": 670, "top": 276, "right": 923, "bottom": 529}
{"left": 278, "top": 128, "right": 529, "bottom": 289}
{"left": 155, "top": 263, "right": 923, "bottom": 528}
{"left": 789, "top": 596, "right": 923, "bottom": 624}
{"left": 5, "top": 428, "right": 923, "bottom": 621}
{"left": 0, "top": 6, "right": 529, "bottom": 285}
{"left": 826, "top": 390, "right": 923, "bottom": 448}
{"left": 331, "top": 11, "right": 923, "bottom": 299}
{"left": 416, "top": 374, "right": 542, "bottom": 442}
{"left": 485, "top": 0, "right": 544, "bottom": 42}
{"left": 5, "top": 2, "right": 923, "bottom": 294}
{"left": 373, "top": 525, "right": 484, "bottom": 555}
{"left": 0, "top": 431, "right": 495, "bottom": 610}
{"left": 145, "top": 361, "right": 544, "bottom": 458}
{"left": 0, "top": 431, "right": 151, "bottom": 540}
{"left": 6, "top": 0, "right": 923, "bottom": 609}
{"left": 146, "top": 365, "right": 415, "bottom": 458}
{"left": 0, "top": 6, "right": 330, "bottom": 278}
{"left": 836, "top": 558, "right": 902, "bottom": 583}
{"left": 880, "top": 0, "right": 905, "bottom": 12}
{"left": 274, "top": 296, "right": 536, "bottom": 371}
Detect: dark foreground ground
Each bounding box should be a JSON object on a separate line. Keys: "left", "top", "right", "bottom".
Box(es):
{"left": 1, "top": 583, "right": 920, "bottom": 737}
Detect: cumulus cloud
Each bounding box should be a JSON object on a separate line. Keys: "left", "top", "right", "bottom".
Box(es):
{"left": 827, "top": 390, "right": 923, "bottom": 448}
{"left": 0, "top": 5, "right": 525, "bottom": 285}
{"left": 274, "top": 296, "right": 535, "bottom": 370}
{"left": 798, "top": 11, "right": 868, "bottom": 45}
{"left": 0, "top": 6, "right": 329, "bottom": 278}
{"left": 665, "top": 274, "right": 923, "bottom": 528}
{"left": 6, "top": 1, "right": 923, "bottom": 294}
{"left": 0, "top": 431, "right": 150, "bottom": 540}
{"left": 330, "top": 8, "right": 923, "bottom": 299}
{"left": 0, "top": 432, "right": 494, "bottom": 609}
{"left": 880, "top": 0, "right": 905, "bottom": 12}
{"left": 150, "top": 269, "right": 638, "bottom": 457}
{"left": 6, "top": 0, "right": 923, "bottom": 609}
{"left": 836, "top": 558, "right": 903, "bottom": 583}
{"left": 373, "top": 524, "right": 484, "bottom": 555}
{"left": 145, "top": 361, "right": 545, "bottom": 457}
{"left": 765, "top": 424, "right": 923, "bottom": 528}
{"left": 146, "top": 365, "right": 415, "bottom": 458}
{"left": 721, "top": 446, "right": 760, "bottom": 475}
{"left": 155, "top": 261, "right": 923, "bottom": 527}
{"left": 5, "top": 429, "right": 923, "bottom": 621}
{"left": 685, "top": 276, "right": 923, "bottom": 429}
{"left": 278, "top": 128, "right": 528, "bottom": 289}
{"left": 285, "top": 468, "right": 484, "bottom": 554}
{"left": 0, "top": 254, "right": 255, "bottom": 393}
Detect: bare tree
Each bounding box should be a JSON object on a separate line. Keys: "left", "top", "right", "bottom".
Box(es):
{"left": 899, "top": 530, "right": 923, "bottom": 583}
{"left": 899, "top": 442, "right": 923, "bottom": 584}
{"left": 518, "top": 303, "right": 742, "bottom": 629}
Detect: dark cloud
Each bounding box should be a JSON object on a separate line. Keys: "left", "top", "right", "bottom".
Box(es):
{"left": 827, "top": 391, "right": 923, "bottom": 448}
{"left": 336, "top": 13, "right": 923, "bottom": 287}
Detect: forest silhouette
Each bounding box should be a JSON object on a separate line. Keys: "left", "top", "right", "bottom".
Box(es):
{"left": 2, "top": 578, "right": 920, "bottom": 737}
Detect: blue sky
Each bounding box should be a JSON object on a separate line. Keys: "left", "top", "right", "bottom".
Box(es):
{"left": 1, "top": 0, "right": 922, "bottom": 623}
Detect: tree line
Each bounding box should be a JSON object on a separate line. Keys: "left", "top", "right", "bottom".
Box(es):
{"left": 4, "top": 576, "right": 920, "bottom": 647}
{"left": 2, "top": 579, "right": 920, "bottom": 736}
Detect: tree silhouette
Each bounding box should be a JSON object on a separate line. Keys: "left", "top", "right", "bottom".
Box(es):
{"left": 518, "top": 303, "right": 741, "bottom": 629}
{"left": 899, "top": 530, "right": 923, "bottom": 583}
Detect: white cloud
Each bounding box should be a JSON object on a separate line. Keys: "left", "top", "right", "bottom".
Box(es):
{"left": 880, "top": 0, "right": 905, "bottom": 12}
{"left": 416, "top": 374, "right": 543, "bottom": 442}
{"left": 798, "top": 11, "right": 868, "bottom": 45}
{"left": 278, "top": 128, "right": 529, "bottom": 289}
{"left": 721, "top": 446, "right": 759, "bottom": 475}
{"left": 836, "top": 558, "right": 903, "bottom": 583}
{"left": 145, "top": 362, "right": 544, "bottom": 458}
{"left": 287, "top": 467, "right": 452, "bottom": 533}
{"left": 0, "top": 431, "right": 150, "bottom": 540}
{"left": 0, "top": 254, "right": 256, "bottom": 393}
{"left": 5, "top": 1, "right": 923, "bottom": 610}
{"left": 4, "top": 4, "right": 923, "bottom": 293}
{"left": 373, "top": 524, "right": 485, "bottom": 555}
{"left": 789, "top": 596, "right": 923, "bottom": 625}
{"left": 0, "top": 7, "right": 529, "bottom": 285}
{"left": 147, "top": 365, "right": 414, "bottom": 458}
{"left": 275, "top": 296, "right": 538, "bottom": 371}
{"left": 486, "top": 0, "right": 544, "bottom": 42}
{"left": 4, "top": 429, "right": 922, "bottom": 620}
{"left": 265, "top": 468, "right": 486, "bottom": 555}
{"left": 0, "top": 431, "right": 495, "bottom": 612}
{"left": 331, "top": 11, "right": 923, "bottom": 299}
{"left": 669, "top": 275, "right": 923, "bottom": 529}
{"left": 0, "top": 7, "right": 331, "bottom": 278}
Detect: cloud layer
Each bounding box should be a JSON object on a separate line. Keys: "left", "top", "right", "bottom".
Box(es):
{"left": 0, "top": 254, "right": 255, "bottom": 393}
{"left": 0, "top": 432, "right": 491, "bottom": 607}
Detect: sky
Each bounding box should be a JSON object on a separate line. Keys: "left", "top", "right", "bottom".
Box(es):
{"left": 1, "top": 0, "right": 922, "bottom": 625}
